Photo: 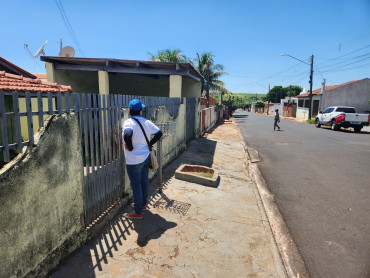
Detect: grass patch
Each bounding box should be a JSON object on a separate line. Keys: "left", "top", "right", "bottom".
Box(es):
{"left": 306, "top": 119, "right": 315, "bottom": 124}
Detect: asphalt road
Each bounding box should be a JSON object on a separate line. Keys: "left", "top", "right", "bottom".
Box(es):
{"left": 235, "top": 110, "right": 370, "bottom": 278}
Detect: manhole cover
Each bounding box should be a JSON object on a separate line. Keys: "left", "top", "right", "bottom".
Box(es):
{"left": 153, "top": 198, "right": 191, "bottom": 216}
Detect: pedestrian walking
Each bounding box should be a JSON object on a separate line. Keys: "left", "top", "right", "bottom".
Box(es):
{"left": 274, "top": 109, "right": 280, "bottom": 131}
{"left": 122, "top": 99, "right": 162, "bottom": 220}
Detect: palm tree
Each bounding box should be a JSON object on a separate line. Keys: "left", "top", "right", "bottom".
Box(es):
{"left": 195, "top": 52, "right": 227, "bottom": 96}
{"left": 148, "top": 49, "right": 189, "bottom": 63}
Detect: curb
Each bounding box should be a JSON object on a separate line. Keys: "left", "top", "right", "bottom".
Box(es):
{"left": 236, "top": 123, "right": 310, "bottom": 278}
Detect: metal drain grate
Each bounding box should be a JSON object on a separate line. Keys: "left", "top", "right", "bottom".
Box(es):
{"left": 153, "top": 198, "right": 191, "bottom": 216}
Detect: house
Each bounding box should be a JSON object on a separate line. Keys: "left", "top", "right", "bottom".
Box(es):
{"left": 0, "top": 59, "right": 72, "bottom": 151}
{"left": 40, "top": 57, "right": 202, "bottom": 98}
{"left": 296, "top": 79, "right": 370, "bottom": 119}
{"left": 319, "top": 78, "right": 370, "bottom": 113}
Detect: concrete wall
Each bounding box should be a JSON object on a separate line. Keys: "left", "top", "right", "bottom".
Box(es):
{"left": 202, "top": 105, "right": 223, "bottom": 133}
{"left": 321, "top": 79, "right": 370, "bottom": 113}
{"left": 0, "top": 114, "right": 85, "bottom": 278}
{"left": 182, "top": 76, "right": 201, "bottom": 98}
{"left": 54, "top": 69, "right": 99, "bottom": 94}
{"left": 110, "top": 73, "right": 170, "bottom": 96}
{"left": 296, "top": 95, "right": 321, "bottom": 119}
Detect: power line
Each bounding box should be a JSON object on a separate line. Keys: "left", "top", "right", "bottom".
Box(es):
{"left": 314, "top": 62, "right": 325, "bottom": 80}
{"left": 321, "top": 56, "right": 370, "bottom": 73}
{"left": 318, "top": 52, "right": 370, "bottom": 70}
{"left": 54, "top": 0, "right": 85, "bottom": 57}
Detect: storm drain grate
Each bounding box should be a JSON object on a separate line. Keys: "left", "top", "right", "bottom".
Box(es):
{"left": 153, "top": 198, "right": 191, "bottom": 216}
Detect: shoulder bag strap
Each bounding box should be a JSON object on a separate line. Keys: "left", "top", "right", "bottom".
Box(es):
{"left": 132, "top": 117, "right": 152, "bottom": 151}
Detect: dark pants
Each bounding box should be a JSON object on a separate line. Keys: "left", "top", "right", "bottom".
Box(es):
{"left": 274, "top": 119, "right": 280, "bottom": 130}
{"left": 126, "top": 155, "right": 151, "bottom": 214}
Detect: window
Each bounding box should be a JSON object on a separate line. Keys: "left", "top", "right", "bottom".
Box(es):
{"left": 304, "top": 100, "right": 309, "bottom": 108}
{"left": 298, "top": 100, "right": 304, "bottom": 107}
{"left": 336, "top": 107, "right": 356, "bottom": 113}
{"left": 323, "top": 108, "right": 335, "bottom": 113}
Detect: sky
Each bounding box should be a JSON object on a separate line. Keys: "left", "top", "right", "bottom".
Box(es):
{"left": 1, "top": 0, "right": 370, "bottom": 94}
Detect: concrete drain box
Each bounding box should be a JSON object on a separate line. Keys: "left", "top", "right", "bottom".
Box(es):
{"left": 175, "top": 164, "right": 219, "bottom": 187}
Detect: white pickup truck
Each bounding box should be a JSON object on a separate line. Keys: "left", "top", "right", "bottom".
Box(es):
{"left": 315, "top": 106, "right": 370, "bottom": 132}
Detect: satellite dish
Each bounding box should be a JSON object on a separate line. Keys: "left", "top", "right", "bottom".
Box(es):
{"left": 59, "top": 46, "right": 75, "bottom": 57}
{"left": 34, "top": 40, "right": 48, "bottom": 58}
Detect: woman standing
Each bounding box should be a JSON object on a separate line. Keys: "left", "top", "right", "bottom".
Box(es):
{"left": 122, "top": 99, "right": 162, "bottom": 219}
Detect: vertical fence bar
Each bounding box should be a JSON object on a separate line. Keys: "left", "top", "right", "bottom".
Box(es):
{"left": 0, "top": 92, "right": 10, "bottom": 162}
{"left": 81, "top": 94, "right": 91, "bottom": 222}
{"left": 37, "top": 92, "right": 44, "bottom": 129}
{"left": 65, "top": 93, "right": 70, "bottom": 113}
{"left": 93, "top": 95, "right": 100, "bottom": 167}
{"left": 25, "top": 92, "right": 34, "bottom": 146}
{"left": 57, "top": 93, "right": 62, "bottom": 114}
{"left": 92, "top": 94, "right": 102, "bottom": 214}
{"left": 103, "top": 95, "right": 108, "bottom": 167}
{"left": 107, "top": 96, "right": 112, "bottom": 164}
{"left": 103, "top": 94, "right": 110, "bottom": 207}
{"left": 48, "top": 93, "right": 53, "bottom": 115}
{"left": 12, "top": 92, "right": 23, "bottom": 153}
{"left": 87, "top": 94, "right": 98, "bottom": 219}
{"left": 97, "top": 94, "right": 107, "bottom": 209}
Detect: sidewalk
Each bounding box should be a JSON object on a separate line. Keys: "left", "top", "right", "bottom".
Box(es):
{"left": 50, "top": 120, "right": 286, "bottom": 278}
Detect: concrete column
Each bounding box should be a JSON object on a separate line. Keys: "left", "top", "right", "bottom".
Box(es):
{"left": 45, "top": 62, "right": 56, "bottom": 83}
{"left": 98, "top": 71, "right": 109, "bottom": 95}
{"left": 169, "top": 75, "right": 182, "bottom": 97}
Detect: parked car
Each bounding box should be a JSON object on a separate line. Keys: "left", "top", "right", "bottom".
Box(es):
{"left": 315, "top": 106, "right": 370, "bottom": 132}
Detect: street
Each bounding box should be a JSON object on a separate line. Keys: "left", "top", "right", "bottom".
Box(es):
{"left": 235, "top": 110, "right": 370, "bottom": 278}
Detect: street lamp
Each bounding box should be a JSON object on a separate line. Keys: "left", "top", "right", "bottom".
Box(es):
{"left": 281, "top": 54, "right": 314, "bottom": 119}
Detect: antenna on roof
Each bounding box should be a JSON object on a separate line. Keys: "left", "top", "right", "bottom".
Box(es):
{"left": 24, "top": 40, "right": 48, "bottom": 58}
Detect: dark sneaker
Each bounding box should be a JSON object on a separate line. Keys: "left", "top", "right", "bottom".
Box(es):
{"left": 123, "top": 211, "right": 143, "bottom": 219}
{"left": 131, "top": 203, "right": 147, "bottom": 210}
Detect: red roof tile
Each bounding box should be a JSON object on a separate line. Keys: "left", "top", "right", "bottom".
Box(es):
{"left": 0, "top": 71, "right": 72, "bottom": 93}
{"left": 33, "top": 73, "right": 47, "bottom": 80}
{"left": 296, "top": 80, "right": 359, "bottom": 98}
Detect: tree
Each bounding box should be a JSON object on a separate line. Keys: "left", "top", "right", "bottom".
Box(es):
{"left": 148, "top": 49, "right": 189, "bottom": 63}
{"left": 195, "top": 52, "right": 227, "bottom": 96}
{"left": 287, "top": 85, "right": 303, "bottom": 97}
{"left": 266, "top": 85, "right": 302, "bottom": 103}
{"left": 255, "top": 101, "right": 265, "bottom": 108}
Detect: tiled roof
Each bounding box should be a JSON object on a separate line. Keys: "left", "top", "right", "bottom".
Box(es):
{"left": 0, "top": 71, "right": 72, "bottom": 93}
{"left": 296, "top": 80, "right": 359, "bottom": 98}
{"left": 33, "top": 73, "right": 47, "bottom": 80}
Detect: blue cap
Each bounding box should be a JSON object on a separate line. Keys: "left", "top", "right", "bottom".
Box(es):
{"left": 129, "top": 99, "right": 145, "bottom": 111}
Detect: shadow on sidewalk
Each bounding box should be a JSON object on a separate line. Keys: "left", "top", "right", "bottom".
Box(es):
{"left": 50, "top": 133, "right": 219, "bottom": 278}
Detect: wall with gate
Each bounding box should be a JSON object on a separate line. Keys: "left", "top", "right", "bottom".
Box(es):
{"left": 0, "top": 91, "right": 203, "bottom": 277}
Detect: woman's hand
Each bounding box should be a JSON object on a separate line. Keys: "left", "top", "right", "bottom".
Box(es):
{"left": 124, "top": 144, "right": 131, "bottom": 151}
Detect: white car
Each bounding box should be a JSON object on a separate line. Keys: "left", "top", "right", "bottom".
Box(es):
{"left": 315, "top": 106, "right": 370, "bottom": 133}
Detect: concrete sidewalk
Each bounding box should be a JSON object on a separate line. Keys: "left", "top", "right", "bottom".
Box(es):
{"left": 50, "top": 120, "right": 287, "bottom": 278}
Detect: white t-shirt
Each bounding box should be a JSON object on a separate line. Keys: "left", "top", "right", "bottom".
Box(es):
{"left": 122, "top": 116, "right": 160, "bottom": 165}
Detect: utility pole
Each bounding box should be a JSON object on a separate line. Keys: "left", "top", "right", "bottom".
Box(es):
{"left": 267, "top": 84, "right": 270, "bottom": 115}
{"left": 308, "top": 55, "right": 314, "bottom": 120}
{"left": 206, "top": 62, "right": 210, "bottom": 108}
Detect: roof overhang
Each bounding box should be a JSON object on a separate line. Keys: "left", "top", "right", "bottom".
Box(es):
{"left": 40, "top": 57, "right": 202, "bottom": 82}
{"left": 0, "top": 57, "right": 36, "bottom": 79}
